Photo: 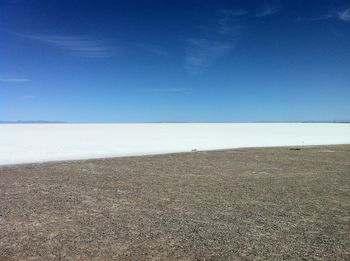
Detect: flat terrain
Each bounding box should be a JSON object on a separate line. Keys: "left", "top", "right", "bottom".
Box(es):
{"left": 2, "top": 123, "right": 350, "bottom": 165}
{"left": 0, "top": 145, "right": 349, "bottom": 260}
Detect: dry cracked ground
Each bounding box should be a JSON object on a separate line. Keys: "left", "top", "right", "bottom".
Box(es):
{"left": 0, "top": 145, "right": 349, "bottom": 260}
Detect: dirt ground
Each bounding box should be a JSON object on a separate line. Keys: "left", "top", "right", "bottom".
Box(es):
{"left": 0, "top": 145, "right": 349, "bottom": 260}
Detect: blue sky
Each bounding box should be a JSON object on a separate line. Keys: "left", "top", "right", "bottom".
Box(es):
{"left": 1, "top": 0, "right": 350, "bottom": 122}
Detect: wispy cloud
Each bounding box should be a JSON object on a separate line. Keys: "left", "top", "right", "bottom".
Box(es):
{"left": 337, "top": 8, "right": 350, "bottom": 22}
{"left": 184, "top": 10, "right": 243, "bottom": 75}
{"left": 138, "top": 44, "right": 166, "bottom": 56}
{"left": 138, "top": 87, "right": 192, "bottom": 93}
{"left": 0, "top": 77, "right": 30, "bottom": 83}
{"left": 19, "top": 95, "right": 35, "bottom": 100}
{"left": 310, "top": 14, "right": 333, "bottom": 21}
{"left": 219, "top": 9, "right": 247, "bottom": 35}
{"left": 310, "top": 7, "right": 350, "bottom": 22}
{"left": 256, "top": 4, "right": 279, "bottom": 17}
{"left": 18, "top": 34, "right": 114, "bottom": 58}
{"left": 220, "top": 9, "right": 248, "bottom": 18}
{"left": 185, "top": 38, "right": 234, "bottom": 75}
{"left": 293, "top": 17, "right": 303, "bottom": 23}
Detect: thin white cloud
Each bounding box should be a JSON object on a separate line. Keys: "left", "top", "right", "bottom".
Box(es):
{"left": 19, "top": 95, "right": 35, "bottom": 100}
{"left": 293, "top": 17, "right": 303, "bottom": 23}
{"left": 337, "top": 8, "right": 350, "bottom": 22}
{"left": 18, "top": 34, "right": 114, "bottom": 58}
{"left": 184, "top": 9, "right": 243, "bottom": 75}
{"left": 138, "top": 44, "right": 166, "bottom": 55}
{"left": 220, "top": 9, "right": 248, "bottom": 17}
{"left": 139, "top": 87, "right": 192, "bottom": 93}
{"left": 310, "top": 8, "right": 350, "bottom": 22}
{"left": 256, "top": 4, "right": 279, "bottom": 17}
{"left": 0, "top": 77, "right": 30, "bottom": 83}
{"left": 184, "top": 9, "right": 248, "bottom": 75}
{"left": 185, "top": 38, "right": 234, "bottom": 75}
{"left": 310, "top": 14, "right": 333, "bottom": 21}
{"left": 219, "top": 9, "right": 246, "bottom": 35}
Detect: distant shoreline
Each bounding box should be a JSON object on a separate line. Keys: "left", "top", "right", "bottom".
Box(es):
{"left": 1, "top": 121, "right": 349, "bottom": 124}
{"left": 1, "top": 123, "right": 350, "bottom": 165}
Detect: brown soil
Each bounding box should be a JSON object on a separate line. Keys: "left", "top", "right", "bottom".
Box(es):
{"left": 0, "top": 145, "right": 349, "bottom": 260}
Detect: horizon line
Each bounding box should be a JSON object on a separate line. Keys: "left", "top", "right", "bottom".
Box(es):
{"left": 1, "top": 120, "right": 350, "bottom": 124}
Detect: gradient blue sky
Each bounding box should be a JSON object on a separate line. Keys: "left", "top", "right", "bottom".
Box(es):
{"left": 1, "top": 0, "right": 350, "bottom": 122}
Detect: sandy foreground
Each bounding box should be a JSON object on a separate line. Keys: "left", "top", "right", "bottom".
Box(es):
{"left": 0, "top": 145, "right": 349, "bottom": 260}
